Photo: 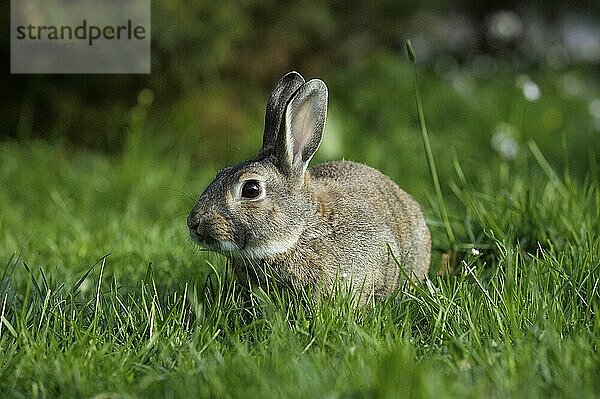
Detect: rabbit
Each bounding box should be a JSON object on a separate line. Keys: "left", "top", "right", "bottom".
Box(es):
{"left": 187, "top": 71, "right": 431, "bottom": 303}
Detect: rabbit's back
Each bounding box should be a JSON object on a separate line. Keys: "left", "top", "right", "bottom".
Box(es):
{"left": 309, "top": 160, "right": 431, "bottom": 292}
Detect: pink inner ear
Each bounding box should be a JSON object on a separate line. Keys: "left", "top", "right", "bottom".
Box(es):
{"left": 291, "top": 102, "right": 315, "bottom": 159}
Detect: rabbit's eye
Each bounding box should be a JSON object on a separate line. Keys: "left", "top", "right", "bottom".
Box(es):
{"left": 241, "top": 180, "right": 262, "bottom": 199}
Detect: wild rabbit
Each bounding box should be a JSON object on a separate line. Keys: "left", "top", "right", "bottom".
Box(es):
{"left": 188, "top": 71, "right": 431, "bottom": 303}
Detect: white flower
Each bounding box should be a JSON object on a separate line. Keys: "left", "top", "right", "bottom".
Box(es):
{"left": 515, "top": 74, "right": 541, "bottom": 102}
{"left": 491, "top": 122, "right": 520, "bottom": 160}
{"left": 470, "top": 248, "right": 481, "bottom": 256}
{"left": 486, "top": 10, "right": 523, "bottom": 42}
{"left": 522, "top": 81, "right": 541, "bottom": 101}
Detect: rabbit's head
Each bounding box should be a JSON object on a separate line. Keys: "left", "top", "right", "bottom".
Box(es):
{"left": 187, "top": 72, "right": 328, "bottom": 259}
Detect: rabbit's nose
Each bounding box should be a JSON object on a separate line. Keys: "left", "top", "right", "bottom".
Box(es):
{"left": 187, "top": 212, "right": 200, "bottom": 231}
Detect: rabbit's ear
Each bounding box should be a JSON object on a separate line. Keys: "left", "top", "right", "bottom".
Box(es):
{"left": 262, "top": 71, "right": 305, "bottom": 153}
{"left": 276, "top": 79, "right": 328, "bottom": 177}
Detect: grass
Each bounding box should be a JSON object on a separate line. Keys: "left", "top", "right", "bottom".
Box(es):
{"left": 1, "top": 61, "right": 600, "bottom": 397}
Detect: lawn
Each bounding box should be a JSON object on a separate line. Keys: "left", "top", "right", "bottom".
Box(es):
{"left": 1, "top": 59, "right": 599, "bottom": 398}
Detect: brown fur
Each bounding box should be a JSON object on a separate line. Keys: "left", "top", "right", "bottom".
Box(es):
{"left": 188, "top": 72, "right": 431, "bottom": 304}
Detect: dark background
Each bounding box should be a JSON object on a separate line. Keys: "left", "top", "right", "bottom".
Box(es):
{"left": 2, "top": 0, "right": 599, "bottom": 176}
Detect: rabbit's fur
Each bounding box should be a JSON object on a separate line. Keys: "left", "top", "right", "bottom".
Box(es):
{"left": 188, "top": 71, "right": 431, "bottom": 303}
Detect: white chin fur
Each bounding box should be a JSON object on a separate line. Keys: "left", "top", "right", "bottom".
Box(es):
{"left": 217, "top": 236, "right": 298, "bottom": 260}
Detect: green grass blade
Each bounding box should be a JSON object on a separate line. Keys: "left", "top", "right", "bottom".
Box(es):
{"left": 406, "top": 40, "right": 456, "bottom": 249}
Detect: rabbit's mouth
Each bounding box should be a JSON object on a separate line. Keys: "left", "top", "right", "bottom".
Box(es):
{"left": 190, "top": 227, "right": 300, "bottom": 260}
{"left": 189, "top": 228, "right": 219, "bottom": 249}
{"left": 190, "top": 228, "right": 240, "bottom": 254}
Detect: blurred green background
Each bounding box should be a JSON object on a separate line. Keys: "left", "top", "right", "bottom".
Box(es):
{"left": 2, "top": 0, "right": 600, "bottom": 253}
{"left": 2, "top": 3, "right": 598, "bottom": 151}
